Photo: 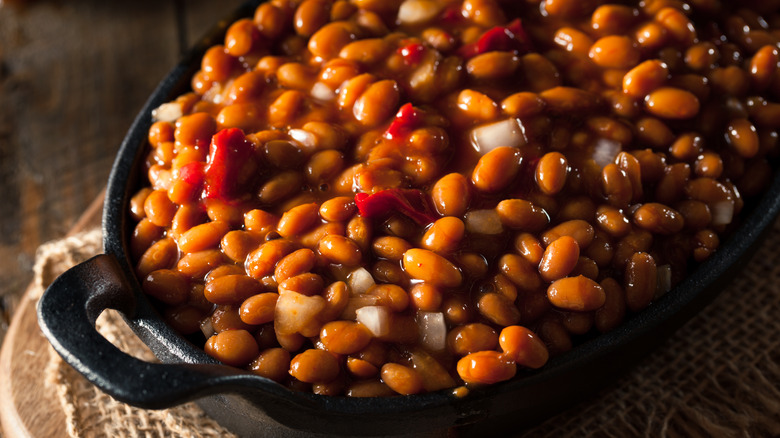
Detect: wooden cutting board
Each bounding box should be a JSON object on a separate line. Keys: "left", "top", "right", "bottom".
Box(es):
{"left": 0, "top": 192, "right": 105, "bottom": 438}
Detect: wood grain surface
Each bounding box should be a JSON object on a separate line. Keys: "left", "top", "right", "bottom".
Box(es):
{"left": 0, "top": 1, "right": 242, "bottom": 436}
{"left": 0, "top": 0, "right": 242, "bottom": 346}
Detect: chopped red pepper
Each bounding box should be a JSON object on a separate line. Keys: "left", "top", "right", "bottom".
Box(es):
{"left": 456, "top": 18, "right": 530, "bottom": 59}
{"left": 175, "top": 161, "right": 206, "bottom": 203}
{"left": 384, "top": 103, "right": 425, "bottom": 140}
{"left": 397, "top": 42, "right": 427, "bottom": 66}
{"left": 440, "top": 4, "right": 464, "bottom": 23}
{"left": 203, "top": 127, "right": 255, "bottom": 201}
{"left": 354, "top": 189, "right": 440, "bottom": 226}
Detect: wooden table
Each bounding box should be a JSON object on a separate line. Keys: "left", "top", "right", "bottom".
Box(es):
{"left": 0, "top": 0, "right": 243, "bottom": 343}
{"left": 0, "top": 1, "right": 243, "bottom": 435}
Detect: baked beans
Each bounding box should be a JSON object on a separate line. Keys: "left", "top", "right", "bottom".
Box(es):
{"left": 133, "top": 0, "right": 780, "bottom": 396}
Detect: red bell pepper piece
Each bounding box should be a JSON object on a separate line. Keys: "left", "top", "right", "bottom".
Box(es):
{"left": 397, "top": 42, "right": 427, "bottom": 66}
{"left": 384, "top": 103, "right": 425, "bottom": 140}
{"left": 203, "top": 128, "right": 255, "bottom": 201}
{"left": 175, "top": 161, "right": 206, "bottom": 203}
{"left": 456, "top": 18, "right": 530, "bottom": 59}
{"left": 354, "top": 189, "right": 439, "bottom": 226}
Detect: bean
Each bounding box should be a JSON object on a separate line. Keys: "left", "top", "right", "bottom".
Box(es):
{"left": 536, "top": 152, "right": 569, "bottom": 195}
{"left": 274, "top": 248, "right": 316, "bottom": 282}
{"left": 633, "top": 203, "right": 684, "bottom": 234}
{"left": 471, "top": 146, "right": 521, "bottom": 193}
{"left": 144, "top": 189, "right": 177, "bottom": 228}
{"left": 514, "top": 233, "right": 544, "bottom": 265}
{"left": 623, "top": 59, "right": 669, "bottom": 99}
{"left": 320, "top": 320, "right": 373, "bottom": 355}
{"left": 279, "top": 273, "right": 324, "bottom": 297}
{"left": 496, "top": 199, "right": 550, "bottom": 232}
{"left": 246, "top": 239, "right": 296, "bottom": 279}
{"left": 499, "top": 326, "right": 549, "bottom": 369}
{"left": 277, "top": 202, "right": 320, "bottom": 237}
{"left": 477, "top": 293, "right": 521, "bottom": 326}
{"left": 205, "top": 330, "right": 259, "bottom": 368}
{"left": 319, "top": 197, "right": 356, "bottom": 222}
{"left": 290, "top": 349, "right": 340, "bottom": 383}
{"left": 142, "top": 269, "right": 189, "bottom": 305}
{"left": 499, "top": 253, "right": 542, "bottom": 291}
{"left": 431, "top": 173, "right": 470, "bottom": 217}
{"left": 422, "top": 216, "right": 465, "bottom": 254}
{"left": 726, "top": 118, "right": 760, "bottom": 158}
{"left": 539, "top": 236, "right": 580, "bottom": 282}
{"left": 645, "top": 87, "right": 700, "bottom": 119}
{"left": 594, "top": 277, "right": 626, "bottom": 333}
{"left": 410, "top": 283, "right": 443, "bottom": 312}
{"left": 447, "top": 323, "right": 499, "bottom": 356}
{"left": 354, "top": 80, "right": 400, "bottom": 127}
{"left": 625, "top": 252, "right": 657, "bottom": 312}
{"left": 239, "top": 293, "right": 279, "bottom": 326}
{"left": 381, "top": 363, "right": 424, "bottom": 395}
{"left": 137, "top": 237, "right": 178, "bottom": 278}
{"left": 589, "top": 35, "right": 640, "bottom": 69}
{"left": 205, "top": 274, "right": 263, "bottom": 305}
{"left": 339, "top": 38, "right": 391, "bottom": 64}
{"left": 368, "top": 284, "right": 409, "bottom": 312}
{"left": 249, "top": 348, "right": 291, "bottom": 383}
{"left": 319, "top": 234, "right": 363, "bottom": 265}
{"left": 595, "top": 205, "right": 631, "bottom": 238}
{"left": 402, "top": 248, "right": 462, "bottom": 288}
{"left": 456, "top": 351, "right": 516, "bottom": 385}
{"left": 466, "top": 52, "right": 520, "bottom": 80}
{"left": 541, "top": 220, "right": 595, "bottom": 248}
{"left": 547, "top": 275, "right": 606, "bottom": 312}
{"left": 457, "top": 89, "right": 499, "bottom": 121}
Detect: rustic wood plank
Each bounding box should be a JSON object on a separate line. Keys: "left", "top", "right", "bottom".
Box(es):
{"left": 0, "top": 0, "right": 182, "bottom": 329}
{"left": 0, "top": 1, "right": 253, "bottom": 436}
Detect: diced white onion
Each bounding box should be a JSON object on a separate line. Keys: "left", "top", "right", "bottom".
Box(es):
{"left": 409, "top": 58, "right": 436, "bottom": 90}
{"left": 655, "top": 264, "right": 672, "bottom": 298}
{"left": 310, "top": 81, "right": 336, "bottom": 102}
{"left": 464, "top": 209, "right": 504, "bottom": 235}
{"left": 151, "top": 102, "right": 183, "bottom": 123}
{"left": 593, "top": 138, "right": 621, "bottom": 167}
{"left": 397, "top": 0, "right": 442, "bottom": 25}
{"left": 348, "top": 267, "right": 376, "bottom": 295}
{"left": 341, "top": 295, "right": 380, "bottom": 320}
{"left": 274, "top": 290, "right": 326, "bottom": 337}
{"left": 416, "top": 311, "right": 446, "bottom": 352}
{"left": 711, "top": 201, "right": 734, "bottom": 226}
{"left": 356, "top": 306, "right": 391, "bottom": 337}
{"left": 470, "top": 118, "right": 526, "bottom": 155}
{"left": 199, "top": 318, "right": 215, "bottom": 339}
{"left": 288, "top": 128, "right": 318, "bottom": 150}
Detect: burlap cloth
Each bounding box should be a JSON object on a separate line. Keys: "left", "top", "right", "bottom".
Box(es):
{"left": 30, "top": 223, "right": 780, "bottom": 437}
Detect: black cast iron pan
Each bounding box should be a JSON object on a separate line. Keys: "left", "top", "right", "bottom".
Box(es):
{"left": 36, "top": 1, "right": 780, "bottom": 436}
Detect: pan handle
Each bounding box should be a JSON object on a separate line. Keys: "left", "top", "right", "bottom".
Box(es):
{"left": 36, "top": 254, "right": 301, "bottom": 409}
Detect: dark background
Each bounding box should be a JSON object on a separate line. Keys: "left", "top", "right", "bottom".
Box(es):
{"left": 0, "top": 0, "right": 244, "bottom": 340}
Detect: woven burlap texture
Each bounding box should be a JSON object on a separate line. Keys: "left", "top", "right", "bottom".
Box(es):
{"left": 35, "top": 224, "right": 780, "bottom": 437}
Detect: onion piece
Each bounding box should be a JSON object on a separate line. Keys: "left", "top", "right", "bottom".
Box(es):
{"left": 341, "top": 295, "right": 380, "bottom": 320}
{"left": 356, "top": 306, "right": 391, "bottom": 337}
{"left": 593, "top": 138, "right": 621, "bottom": 167}
{"left": 711, "top": 201, "right": 734, "bottom": 226}
{"left": 655, "top": 264, "right": 672, "bottom": 298}
{"left": 470, "top": 118, "right": 526, "bottom": 155}
{"left": 348, "top": 267, "right": 376, "bottom": 295}
{"left": 151, "top": 102, "right": 183, "bottom": 123}
{"left": 416, "top": 311, "right": 446, "bottom": 352}
{"left": 274, "top": 290, "right": 326, "bottom": 337}
{"left": 464, "top": 209, "right": 504, "bottom": 234}
{"left": 288, "top": 128, "right": 318, "bottom": 151}
{"left": 397, "top": 0, "right": 442, "bottom": 25}
{"left": 199, "top": 318, "right": 215, "bottom": 339}
{"left": 310, "top": 81, "right": 336, "bottom": 102}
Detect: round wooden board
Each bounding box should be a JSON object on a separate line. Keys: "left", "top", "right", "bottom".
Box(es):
{"left": 0, "top": 192, "right": 104, "bottom": 438}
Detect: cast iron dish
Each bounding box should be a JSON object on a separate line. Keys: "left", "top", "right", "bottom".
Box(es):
{"left": 38, "top": 1, "right": 780, "bottom": 436}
